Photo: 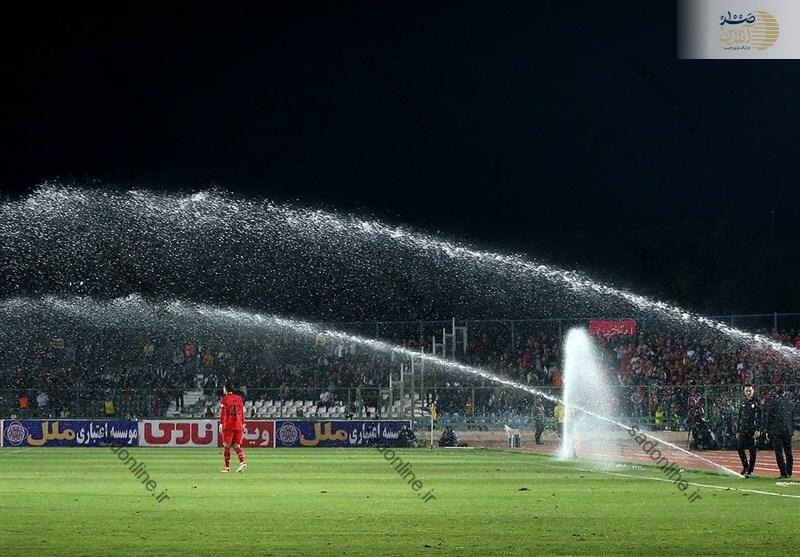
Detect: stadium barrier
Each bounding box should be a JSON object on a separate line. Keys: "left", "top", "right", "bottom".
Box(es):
{"left": 0, "top": 419, "right": 138, "bottom": 447}
{"left": 6, "top": 384, "right": 789, "bottom": 424}
{"left": 0, "top": 419, "right": 411, "bottom": 449}
{"left": 273, "top": 420, "right": 410, "bottom": 447}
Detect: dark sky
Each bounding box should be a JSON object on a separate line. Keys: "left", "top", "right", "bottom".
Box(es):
{"left": 2, "top": 2, "right": 799, "bottom": 317}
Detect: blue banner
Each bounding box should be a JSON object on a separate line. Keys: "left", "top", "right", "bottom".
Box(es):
{"left": 274, "top": 420, "right": 411, "bottom": 448}
{"left": 1, "top": 419, "right": 140, "bottom": 447}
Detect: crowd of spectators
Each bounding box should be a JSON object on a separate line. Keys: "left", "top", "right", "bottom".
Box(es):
{"left": 2, "top": 322, "right": 799, "bottom": 424}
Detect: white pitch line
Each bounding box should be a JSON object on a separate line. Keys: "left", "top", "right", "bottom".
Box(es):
{"left": 599, "top": 470, "right": 800, "bottom": 500}
{"left": 572, "top": 448, "right": 782, "bottom": 474}
{"left": 535, "top": 458, "right": 800, "bottom": 500}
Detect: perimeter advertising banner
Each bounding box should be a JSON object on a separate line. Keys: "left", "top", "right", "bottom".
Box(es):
{"left": 138, "top": 419, "right": 219, "bottom": 447}
{"left": 1, "top": 419, "right": 139, "bottom": 447}
{"left": 222, "top": 420, "right": 275, "bottom": 448}
{"left": 1, "top": 419, "right": 407, "bottom": 448}
{"left": 137, "top": 420, "right": 275, "bottom": 448}
{"left": 274, "top": 420, "right": 411, "bottom": 448}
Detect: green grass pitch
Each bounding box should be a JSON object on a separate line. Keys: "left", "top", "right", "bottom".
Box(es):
{"left": 1, "top": 447, "right": 797, "bottom": 556}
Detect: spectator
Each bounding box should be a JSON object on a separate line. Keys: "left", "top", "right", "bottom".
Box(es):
{"left": 18, "top": 393, "right": 30, "bottom": 416}
{"left": 550, "top": 367, "right": 562, "bottom": 387}
{"left": 654, "top": 406, "right": 665, "bottom": 430}
{"left": 36, "top": 390, "right": 49, "bottom": 415}
{"left": 172, "top": 376, "right": 186, "bottom": 412}
{"left": 319, "top": 389, "right": 332, "bottom": 409}
{"left": 465, "top": 397, "right": 475, "bottom": 430}
{"left": 202, "top": 350, "right": 215, "bottom": 369}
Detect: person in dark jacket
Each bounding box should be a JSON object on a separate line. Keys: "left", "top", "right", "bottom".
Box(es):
{"left": 736, "top": 384, "right": 762, "bottom": 477}
{"left": 766, "top": 386, "right": 794, "bottom": 479}
{"left": 438, "top": 426, "right": 458, "bottom": 447}
{"left": 533, "top": 397, "right": 546, "bottom": 445}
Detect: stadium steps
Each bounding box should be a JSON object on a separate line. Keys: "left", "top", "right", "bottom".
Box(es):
{"left": 166, "top": 389, "right": 205, "bottom": 417}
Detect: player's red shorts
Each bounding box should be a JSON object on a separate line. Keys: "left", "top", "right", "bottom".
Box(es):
{"left": 222, "top": 429, "right": 243, "bottom": 445}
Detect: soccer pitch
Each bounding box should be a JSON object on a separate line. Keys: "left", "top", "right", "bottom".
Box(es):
{"left": 1, "top": 448, "right": 797, "bottom": 556}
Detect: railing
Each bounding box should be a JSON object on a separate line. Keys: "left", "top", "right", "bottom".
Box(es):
{"left": 323, "top": 312, "right": 800, "bottom": 345}
{"left": 3, "top": 384, "right": 795, "bottom": 427}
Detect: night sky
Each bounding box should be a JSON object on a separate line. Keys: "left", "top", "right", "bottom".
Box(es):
{"left": 2, "top": 2, "right": 799, "bottom": 317}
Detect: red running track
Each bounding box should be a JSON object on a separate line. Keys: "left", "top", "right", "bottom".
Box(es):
{"left": 522, "top": 440, "right": 785, "bottom": 476}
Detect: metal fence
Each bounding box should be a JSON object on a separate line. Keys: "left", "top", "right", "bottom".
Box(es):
{"left": 332, "top": 312, "right": 800, "bottom": 345}
{"left": 4, "top": 312, "right": 800, "bottom": 426}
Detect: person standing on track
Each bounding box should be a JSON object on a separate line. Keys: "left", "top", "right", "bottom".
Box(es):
{"left": 554, "top": 402, "right": 565, "bottom": 439}
{"left": 533, "top": 397, "right": 546, "bottom": 445}
{"left": 765, "top": 385, "right": 794, "bottom": 479}
{"left": 219, "top": 383, "right": 247, "bottom": 473}
{"left": 736, "top": 383, "right": 762, "bottom": 478}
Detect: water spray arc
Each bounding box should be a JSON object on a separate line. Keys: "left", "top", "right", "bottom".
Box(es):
{"left": 2, "top": 187, "right": 799, "bottom": 366}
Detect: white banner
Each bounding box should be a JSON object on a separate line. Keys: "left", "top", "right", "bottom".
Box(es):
{"left": 679, "top": 0, "right": 800, "bottom": 59}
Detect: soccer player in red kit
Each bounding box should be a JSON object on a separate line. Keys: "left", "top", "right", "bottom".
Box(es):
{"left": 219, "top": 384, "right": 247, "bottom": 473}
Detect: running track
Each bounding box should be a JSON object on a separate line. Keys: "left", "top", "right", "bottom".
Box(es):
{"left": 522, "top": 440, "right": 785, "bottom": 476}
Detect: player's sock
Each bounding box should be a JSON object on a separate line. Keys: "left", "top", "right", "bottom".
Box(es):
{"left": 224, "top": 447, "right": 231, "bottom": 469}
{"left": 235, "top": 447, "right": 246, "bottom": 464}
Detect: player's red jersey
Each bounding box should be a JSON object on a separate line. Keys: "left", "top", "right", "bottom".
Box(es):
{"left": 220, "top": 393, "right": 245, "bottom": 431}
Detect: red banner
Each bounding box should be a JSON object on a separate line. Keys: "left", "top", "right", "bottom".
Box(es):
{"left": 589, "top": 319, "right": 637, "bottom": 339}
{"left": 139, "top": 420, "right": 218, "bottom": 447}
{"left": 218, "top": 421, "right": 274, "bottom": 448}
{"left": 139, "top": 420, "right": 275, "bottom": 447}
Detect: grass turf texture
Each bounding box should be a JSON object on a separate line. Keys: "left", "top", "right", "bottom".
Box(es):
{"left": 1, "top": 448, "right": 797, "bottom": 556}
